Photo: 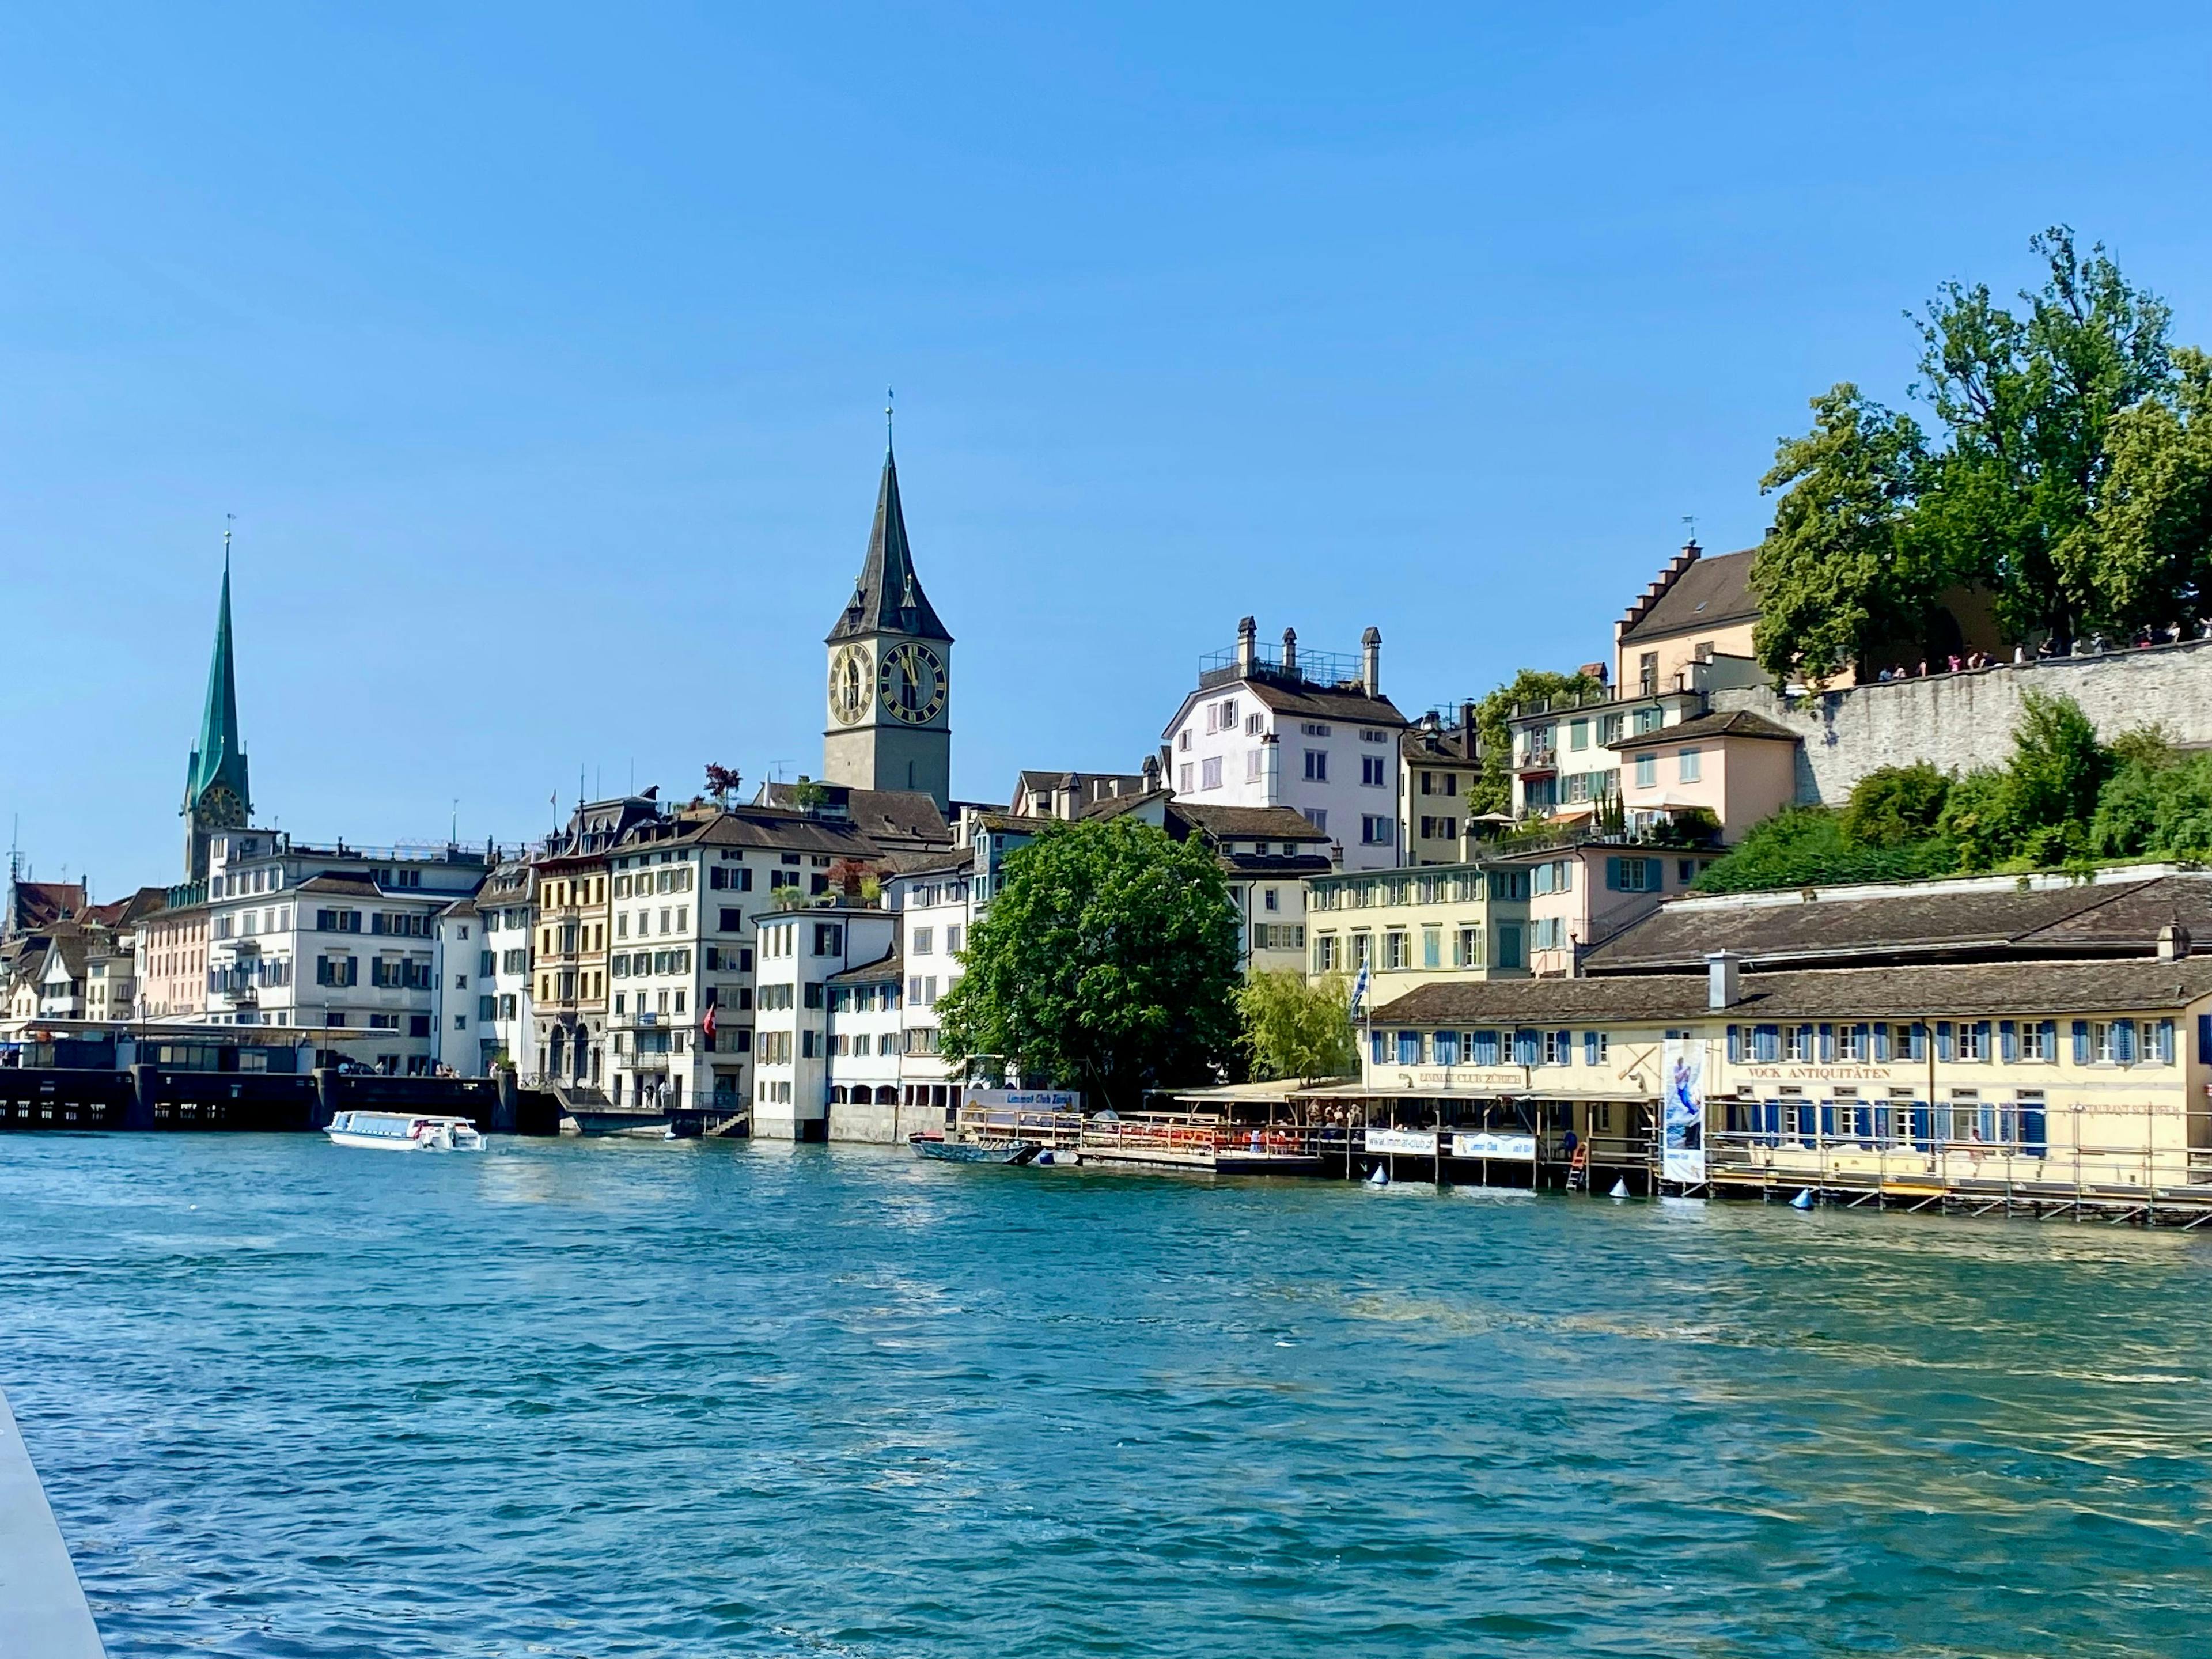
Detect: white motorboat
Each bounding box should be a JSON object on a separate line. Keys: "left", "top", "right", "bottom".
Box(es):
{"left": 325, "top": 1111, "right": 486, "bottom": 1152}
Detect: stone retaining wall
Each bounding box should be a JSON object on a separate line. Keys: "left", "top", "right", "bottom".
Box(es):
{"left": 1711, "top": 637, "right": 2212, "bottom": 805}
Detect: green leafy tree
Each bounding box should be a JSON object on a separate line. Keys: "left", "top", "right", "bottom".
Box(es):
{"left": 1691, "top": 806, "right": 1954, "bottom": 894}
{"left": 2082, "top": 349, "right": 2212, "bottom": 634}
{"left": 2090, "top": 752, "right": 2212, "bottom": 861}
{"left": 2006, "top": 690, "right": 2111, "bottom": 854}
{"left": 1467, "top": 667, "right": 1602, "bottom": 816}
{"left": 1915, "top": 227, "right": 2173, "bottom": 647}
{"left": 1239, "top": 971, "right": 1358, "bottom": 1084}
{"left": 1840, "top": 764, "right": 1952, "bottom": 848}
{"left": 935, "top": 819, "right": 1243, "bottom": 1111}
{"left": 1750, "top": 386, "right": 1938, "bottom": 681}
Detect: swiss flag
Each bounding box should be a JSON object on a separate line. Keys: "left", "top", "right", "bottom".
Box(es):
{"left": 702, "top": 1002, "right": 718, "bottom": 1042}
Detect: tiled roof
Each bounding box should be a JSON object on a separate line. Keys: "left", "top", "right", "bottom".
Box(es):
{"left": 8, "top": 881, "right": 86, "bottom": 931}
{"left": 1373, "top": 956, "right": 2212, "bottom": 1027}
{"left": 1619, "top": 547, "right": 1759, "bottom": 645}
{"left": 1243, "top": 679, "right": 1407, "bottom": 728}
{"left": 1402, "top": 724, "right": 1479, "bottom": 763}
{"left": 756, "top": 783, "right": 951, "bottom": 847}
{"left": 295, "top": 873, "right": 382, "bottom": 897}
{"left": 1609, "top": 709, "right": 1798, "bottom": 750}
{"left": 828, "top": 950, "right": 903, "bottom": 984}
{"left": 1582, "top": 873, "right": 2212, "bottom": 974}
{"left": 1171, "top": 803, "right": 1334, "bottom": 843}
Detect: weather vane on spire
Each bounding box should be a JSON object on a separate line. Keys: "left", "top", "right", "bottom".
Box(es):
{"left": 224, "top": 512, "right": 235, "bottom": 570}
{"left": 1681, "top": 513, "right": 1697, "bottom": 547}
{"left": 886, "top": 387, "right": 895, "bottom": 448}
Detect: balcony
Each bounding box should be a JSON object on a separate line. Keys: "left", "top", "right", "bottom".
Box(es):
{"left": 1514, "top": 743, "right": 1556, "bottom": 774}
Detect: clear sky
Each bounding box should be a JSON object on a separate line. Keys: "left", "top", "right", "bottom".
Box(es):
{"left": 6, "top": 4, "right": 2211, "bottom": 893}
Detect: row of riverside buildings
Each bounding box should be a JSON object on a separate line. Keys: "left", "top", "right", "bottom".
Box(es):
{"left": 9, "top": 452, "right": 2212, "bottom": 1210}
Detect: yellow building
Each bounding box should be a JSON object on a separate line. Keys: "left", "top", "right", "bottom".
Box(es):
{"left": 1306, "top": 861, "right": 1531, "bottom": 990}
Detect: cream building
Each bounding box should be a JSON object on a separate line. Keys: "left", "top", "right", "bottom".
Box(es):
{"left": 1306, "top": 861, "right": 1532, "bottom": 991}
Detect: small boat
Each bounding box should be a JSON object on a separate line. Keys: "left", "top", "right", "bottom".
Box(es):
{"left": 908, "top": 1133, "right": 1042, "bottom": 1165}
{"left": 326, "top": 1111, "right": 486, "bottom": 1152}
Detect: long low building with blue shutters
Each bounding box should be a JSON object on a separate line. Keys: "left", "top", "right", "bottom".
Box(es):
{"left": 1356, "top": 950, "right": 2212, "bottom": 1207}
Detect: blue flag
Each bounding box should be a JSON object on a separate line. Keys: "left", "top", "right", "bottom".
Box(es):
{"left": 1350, "top": 963, "right": 1369, "bottom": 1014}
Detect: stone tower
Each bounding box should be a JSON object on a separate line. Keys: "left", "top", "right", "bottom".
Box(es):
{"left": 822, "top": 444, "right": 953, "bottom": 808}
{"left": 182, "top": 550, "right": 252, "bottom": 881}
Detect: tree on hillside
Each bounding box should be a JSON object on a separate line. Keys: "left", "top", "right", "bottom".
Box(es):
{"left": 1467, "top": 667, "right": 1602, "bottom": 816}
{"left": 935, "top": 819, "right": 1243, "bottom": 1112}
{"left": 1750, "top": 387, "right": 1940, "bottom": 681}
{"left": 1240, "top": 971, "right": 1358, "bottom": 1085}
{"left": 2085, "top": 349, "right": 2212, "bottom": 634}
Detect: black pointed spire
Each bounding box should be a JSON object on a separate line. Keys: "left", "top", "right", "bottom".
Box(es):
{"left": 825, "top": 445, "right": 952, "bottom": 645}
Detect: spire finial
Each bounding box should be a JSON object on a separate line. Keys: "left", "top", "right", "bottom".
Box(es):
{"left": 224, "top": 513, "right": 234, "bottom": 573}
{"left": 885, "top": 387, "right": 894, "bottom": 451}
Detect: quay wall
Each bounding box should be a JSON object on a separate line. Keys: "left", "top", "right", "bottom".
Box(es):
{"left": 0, "top": 1389, "right": 107, "bottom": 1658}
{"left": 0, "top": 1067, "right": 559, "bottom": 1135}
{"left": 828, "top": 1097, "right": 950, "bottom": 1145}
{"left": 1710, "top": 636, "right": 2212, "bottom": 805}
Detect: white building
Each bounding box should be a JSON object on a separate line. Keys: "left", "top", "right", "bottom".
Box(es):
{"left": 195, "top": 829, "right": 489, "bottom": 1074}
{"left": 1161, "top": 618, "right": 1409, "bottom": 872}
{"left": 753, "top": 904, "right": 897, "bottom": 1140}
{"left": 824, "top": 949, "right": 910, "bottom": 1139}
{"left": 467, "top": 858, "right": 539, "bottom": 1077}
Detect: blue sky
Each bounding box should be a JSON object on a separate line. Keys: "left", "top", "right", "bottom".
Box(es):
{"left": 5, "top": 3, "right": 2211, "bottom": 892}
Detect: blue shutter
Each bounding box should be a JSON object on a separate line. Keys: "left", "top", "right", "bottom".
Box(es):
{"left": 1583, "top": 1031, "right": 1598, "bottom": 1066}
{"left": 2041, "top": 1019, "right": 2058, "bottom": 1060}
{"left": 1754, "top": 1024, "right": 1779, "bottom": 1063}
{"left": 1605, "top": 857, "right": 1623, "bottom": 891}
{"left": 1397, "top": 1030, "right": 1421, "bottom": 1065}
{"left": 1975, "top": 1020, "right": 1992, "bottom": 1060}
{"left": 2200, "top": 1013, "right": 2212, "bottom": 1065}
{"left": 1873, "top": 1022, "right": 1890, "bottom": 1062}
{"left": 1514, "top": 1028, "right": 1539, "bottom": 1066}
{"left": 1999, "top": 1019, "right": 2017, "bottom": 1062}
{"left": 2156, "top": 1018, "right": 2176, "bottom": 1065}
{"left": 1819, "top": 1023, "right": 1835, "bottom": 1061}
{"left": 1370, "top": 1029, "right": 1387, "bottom": 1064}
{"left": 1474, "top": 1028, "right": 1499, "bottom": 1066}
{"left": 1726, "top": 1025, "right": 1743, "bottom": 1063}
{"left": 2072, "top": 1020, "right": 2090, "bottom": 1064}
{"left": 1936, "top": 1021, "right": 1955, "bottom": 1062}
{"left": 1910, "top": 1105, "right": 1931, "bottom": 1150}
{"left": 2021, "top": 1100, "right": 2047, "bottom": 1155}
{"left": 2115, "top": 1019, "right": 2137, "bottom": 1065}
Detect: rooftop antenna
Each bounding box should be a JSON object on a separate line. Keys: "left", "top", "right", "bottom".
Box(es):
{"left": 1681, "top": 514, "right": 1698, "bottom": 548}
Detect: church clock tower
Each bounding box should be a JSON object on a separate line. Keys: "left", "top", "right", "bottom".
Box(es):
{"left": 183, "top": 546, "right": 252, "bottom": 882}
{"left": 823, "top": 443, "right": 954, "bottom": 808}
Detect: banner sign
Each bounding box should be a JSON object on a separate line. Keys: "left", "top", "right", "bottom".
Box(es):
{"left": 1363, "top": 1127, "right": 1438, "bottom": 1156}
{"left": 968, "top": 1089, "right": 1081, "bottom": 1112}
{"left": 1661, "top": 1036, "right": 1706, "bottom": 1185}
{"left": 1451, "top": 1131, "right": 1536, "bottom": 1161}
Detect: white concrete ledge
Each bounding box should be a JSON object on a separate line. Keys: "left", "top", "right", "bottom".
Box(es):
{"left": 0, "top": 1389, "right": 107, "bottom": 1659}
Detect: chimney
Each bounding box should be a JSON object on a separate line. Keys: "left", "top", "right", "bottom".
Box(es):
{"left": 1460, "top": 700, "right": 1479, "bottom": 760}
{"left": 1706, "top": 949, "right": 1743, "bottom": 1009}
{"left": 1361, "top": 626, "right": 1382, "bottom": 696}
{"left": 1262, "top": 732, "right": 1281, "bottom": 804}
{"left": 2158, "top": 923, "right": 2192, "bottom": 962}
{"left": 1236, "top": 615, "right": 1258, "bottom": 675}
{"left": 1142, "top": 752, "right": 1162, "bottom": 791}
{"left": 1281, "top": 626, "right": 1298, "bottom": 677}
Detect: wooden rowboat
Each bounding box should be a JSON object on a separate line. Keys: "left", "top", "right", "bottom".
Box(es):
{"left": 908, "top": 1134, "right": 1043, "bottom": 1165}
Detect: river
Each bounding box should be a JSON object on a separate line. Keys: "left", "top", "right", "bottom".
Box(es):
{"left": 2, "top": 1134, "right": 2208, "bottom": 1656}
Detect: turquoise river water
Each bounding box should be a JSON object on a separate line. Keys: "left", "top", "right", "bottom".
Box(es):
{"left": 3, "top": 1134, "right": 2210, "bottom": 1657}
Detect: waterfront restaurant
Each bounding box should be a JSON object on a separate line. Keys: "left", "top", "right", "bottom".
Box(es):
{"left": 1350, "top": 952, "right": 2212, "bottom": 1209}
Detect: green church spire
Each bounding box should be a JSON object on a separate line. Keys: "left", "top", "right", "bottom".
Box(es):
{"left": 184, "top": 531, "right": 251, "bottom": 820}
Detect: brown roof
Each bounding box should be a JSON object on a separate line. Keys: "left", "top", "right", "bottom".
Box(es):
{"left": 828, "top": 950, "right": 903, "bottom": 984}
{"left": 1609, "top": 709, "right": 1798, "bottom": 751}
{"left": 8, "top": 880, "right": 86, "bottom": 931}
{"left": 1244, "top": 679, "right": 1407, "bottom": 729}
{"left": 1619, "top": 547, "right": 1758, "bottom": 645}
{"left": 1582, "top": 873, "right": 2212, "bottom": 975}
{"left": 1373, "top": 956, "right": 2212, "bottom": 1027}
{"left": 1168, "top": 803, "right": 1334, "bottom": 843}
{"left": 756, "top": 784, "right": 950, "bottom": 848}
{"left": 296, "top": 873, "right": 383, "bottom": 898}
{"left": 642, "top": 806, "right": 882, "bottom": 859}
{"left": 1402, "top": 723, "right": 1479, "bottom": 764}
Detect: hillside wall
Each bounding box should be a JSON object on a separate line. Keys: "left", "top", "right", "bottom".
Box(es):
{"left": 1710, "top": 637, "right": 2212, "bottom": 805}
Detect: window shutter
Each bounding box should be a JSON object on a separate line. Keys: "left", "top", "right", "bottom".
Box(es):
{"left": 2072, "top": 1020, "right": 2090, "bottom": 1064}
{"left": 1369, "top": 1029, "right": 1386, "bottom": 1064}
{"left": 2157, "top": 1018, "right": 2176, "bottom": 1065}
{"left": 2020, "top": 1100, "right": 2047, "bottom": 1156}
{"left": 1605, "top": 857, "right": 1623, "bottom": 891}
{"left": 1975, "top": 1020, "right": 1992, "bottom": 1059}
{"left": 1818, "top": 1023, "right": 1835, "bottom": 1062}
{"left": 1584, "top": 1031, "right": 1599, "bottom": 1067}
{"left": 1755, "top": 1024, "right": 1779, "bottom": 1062}
{"left": 2115, "top": 1019, "right": 2138, "bottom": 1064}
{"left": 1873, "top": 1023, "right": 1890, "bottom": 1062}
{"left": 1514, "top": 1028, "right": 1539, "bottom": 1066}
{"left": 1726, "top": 1024, "right": 1743, "bottom": 1063}
{"left": 2039, "top": 1019, "right": 2056, "bottom": 1059}
{"left": 1999, "top": 1020, "right": 2017, "bottom": 1062}
{"left": 1935, "top": 1021, "right": 1955, "bottom": 1061}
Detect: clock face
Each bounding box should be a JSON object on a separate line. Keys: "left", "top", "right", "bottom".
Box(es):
{"left": 828, "top": 644, "right": 872, "bottom": 726}
{"left": 878, "top": 641, "right": 946, "bottom": 725}
{"left": 199, "top": 784, "right": 245, "bottom": 828}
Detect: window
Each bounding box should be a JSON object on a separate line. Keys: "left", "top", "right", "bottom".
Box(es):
{"left": 1304, "top": 750, "right": 1328, "bottom": 782}
{"left": 914, "top": 927, "right": 934, "bottom": 955}
{"left": 1569, "top": 718, "right": 1590, "bottom": 751}
{"left": 1634, "top": 753, "right": 1657, "bottom": 789}
{"left": 1361, "top": 755, "right": 1387, "bottom": 787}
{"left": 1301, "top": 808, "right": 1327, "bottom": 835}
{"left": 1361, "top": 815, "right": 1393, "bottom": 846}
{"left": 1245, "top": 714, "right": 1264, "bottom": 736}
{"left": 1532, "top": 859, "right": 1574, "bottom": 896}
{"left": 1178, "top": 764, "right": 1194, "bottom": 793}
{"left": 1638, "top": 651, "right": 1658, "bottom": 695}
{"left": 1421, "top": 928, "right": 1441, "bottom": 969}
{"left": 315, "top": 955, "right": 357, "bottom": 987}
{"left": 1453, "top": 926, "right": 1481, "bottom": 968}
{"left": 1384, "top": 930, "right": 1408, "bottom": 970}
{"left": 1396, "top": 1030, "right": 1421, "bottom": 1066}
{"left": 1677, "top": 748, "right": 1702, "bottom": 783}
{"left": 1530, "top": 917, "right": 1565, "bottom": 951}
{"left": 1495, "top": 924, "right": 1523, "bottom": 969}
{"left": 1786, "top": 1024, "right": 1812, "bottom": 1062}
{"left": 1584, "top": 1031, "right": 1608, "bottom": 1066}
{"left": 1200, "top": 756, "right": 1223, "bottom": 790}
{"left": 1606, "top": 857, "right": 1658, "bottom": 892}
{"left": 1434, "top": 1029, "right": 1461, "bottom": 1066}
{"left": 947, "top": 925, "right": 964, "bottom": 952}
{"left": 812, "top": 923, "right": 844, "bottom": 956}
{"left": 1313, "top": 934, "right": 1338, "bottom": 972}
{"left": 1351, "top": 931, "right": 1372, "bottom": 969}
{"left": 1177, "top": 729, "right": 1192, "bottom": 752}
{"left": 1957, "top": 1020, "right": 1988, "bottom": 1062}
{"left": 1246, "top": 749, "right": 1264, "bottom": 782}
{"left": 1301, "top": 722, "right": 1331, "bottom": 737}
